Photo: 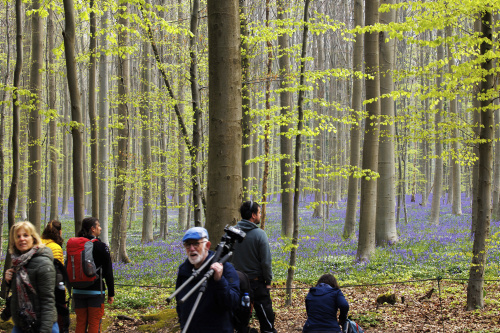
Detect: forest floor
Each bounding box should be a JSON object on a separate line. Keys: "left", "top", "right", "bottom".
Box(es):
{"left": 101, "top": 280, "right": 500, "bottom": 333}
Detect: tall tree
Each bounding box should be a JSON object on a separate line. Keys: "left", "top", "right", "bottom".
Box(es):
{"left": 241, "top": 0, "right": 252, "bottom": 200}
{"left": 48, "top": 8, "right": 58, "bottom": 221}
{"left": 277, "top": 0, "right": 294, "bottom": 237}
{"left": 187, "top": 0, "right": 204, "bottom": 228}
{"left": 375, "top": 0, "right": 397, "bottom": 246}
{"left": 28, "top": 0, "right": 44, "bottom": 231}
{"left": 111, "top": 0, "right": 131, "bottom": 263}
{"left": 3, "top": 0, "right": 23, "bottom": 296}
{"left": 98, "top": 8, "right": 110, "bottom": 244}
{"left": 467, "top": 10, "right": 493, "bottom": 311}
{"left": 89, "top": 0, "right": 99, "bottom": 217}
{"left": 446, "top": 25, "right": 462, "bottom": 216}
{"left": 286, "top": 0, "right": 310, "bottom": 306}
{"left": 63, "top": 0, "right": 85, "bottom": 233}
{"left": 356, "top": 0, "right": 380, "bottom": 262}
{"left": 429, "top": 29, "right": 445, "bottom": 226}
{"left": 205, "top": 0, "right": 242, "bottom": 243}
{"left": 344, "top": 0, "right": 363, "bottom": 239}
{"left": 141, "top": 41, "right": 153, "bottom": 243}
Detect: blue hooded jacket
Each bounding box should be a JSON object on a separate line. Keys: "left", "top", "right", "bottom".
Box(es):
{"left": 176, "top": 250, "right": 240, "bottom": 333}
{"left": 303, "top": 283, "right": 349, "bottom": 332}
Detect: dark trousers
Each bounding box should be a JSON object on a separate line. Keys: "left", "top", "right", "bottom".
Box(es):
{"left": 250, "top": 279, "right": 277, "bottom": 333}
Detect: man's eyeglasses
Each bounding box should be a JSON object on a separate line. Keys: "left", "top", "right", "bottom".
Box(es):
{"left": 183, "top": 240, "right": 207, "bottom": 249}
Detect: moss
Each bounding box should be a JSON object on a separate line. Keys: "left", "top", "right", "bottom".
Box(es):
{"left": 138, "top": 309, "right": 179, "bottom": 333}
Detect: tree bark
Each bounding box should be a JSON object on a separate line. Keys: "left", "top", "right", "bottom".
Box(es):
{"left": 205, "top": 0, "right": 242, "bottom": 243}
{"left": 344, "top": 0, "right": 363, "bottom": 239}
{"left": 3, "top": 0, "right": 22, "bottom": 297}
{"left": 312, "top": 34, "right": 324, "bottom": 219}
{"left": 429, "top": 29, "right": 444, "bottom": 226}
{"left": 285, "top": 0, "right": 310, "bottom": 306}
{"left": 278, "top": 0, "right": 294, "bottom": 237}
{"left": 98, "top": 8, "right": 110, "bottom": 244}
{"left": 356, "top": 0, "right": 380, "bottom": 262}
{"left": 28, "top": 0, "right": 44, "bottom": 231}
{"left": 241, "top": 0, "right": 252, "bottom": 200}
{"left": 141, "top": 40, "right": 153, "bottom": 243}
{"left": 375, "top": 0, "right": 397, "bottom": 246}
{"left": 467, "top": 11, "right": 493, "bottom": 311}
{"left": 48, "top": 8, "right": 58, "bottom": 221}
{"left": 89, "top": 0, "right": 99, "bottom": 218}
{"left": 111, "top": 0, "right": 131, "bottom": 263}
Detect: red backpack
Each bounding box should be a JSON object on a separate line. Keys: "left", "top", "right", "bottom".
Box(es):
{"left": 66, "top": 237, "right": 99, "bottom": 288}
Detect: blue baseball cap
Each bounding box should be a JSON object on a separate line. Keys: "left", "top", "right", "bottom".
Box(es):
{"left": 182, "top": 227, "right": 209, "bottom": 242}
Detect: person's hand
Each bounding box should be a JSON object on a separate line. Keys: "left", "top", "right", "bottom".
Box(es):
{"left": 108, "top": 296, "right": 114, "bottom": 304}
{"left": 266, "top": 284, "right": 271, "bottom": 289}
{"left": 4, "top": 268, "right": 14, "bottom": 283}
{"left": 211, "top": 263, "right": 223, "bottom": 281}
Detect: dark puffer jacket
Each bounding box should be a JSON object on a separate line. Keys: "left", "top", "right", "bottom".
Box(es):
{"left": 303, "top": 283, "right": 349, "bottom": 332}
{"left": 11, "top": 246, "right": 57, "bottom": 332}
{"left": 176, "top": 250, "right": 240, "bottom": 333}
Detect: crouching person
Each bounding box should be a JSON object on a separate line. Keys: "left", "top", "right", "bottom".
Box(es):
{"left": 175, "top": 227, "right": 240, "bottom": 333}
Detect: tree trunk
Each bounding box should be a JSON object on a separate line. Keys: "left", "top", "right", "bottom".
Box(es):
{"left": 141, "top": 40, "right": 153, "bottom": 243}
{"left": 98, "top": 8, "right": 110, "bottom": 244}
{"left": 177, "top": 0, "right": 187, "bottom": 229}
{"left": 205, "top": 0, "right": 242, "bottom": 243}
{"left": 278, "top": 0, "right": 293, "bottom": 237}
{"left": 241, "top": 0, "right": 252, "bottom": 200}
{"left": 356, "top": 0, "right": 380, "bottom": 262}
{"left": 375, "top": 0, "right": 397, "bottom": 246}
{"left": 89, "top": 0, "right": 99, "bottom": 218}
{"left": 111, "top": 1, "right": 131, "bottom": 263}
{"left": 260, "top": 0, "right": 273, "bottom": 229}
{"left": 47, "top": 8, "right": 58, "bottom": 221}
{"left": 467, "top": 11, "right": 493, "bottom": 311}
{"left": 3, "top": 0, "right": 22, "bottom": 297}
{"left": 344, "top": 0, "right": 363, "bottom": 239}
{"left": 28, "top": 0, "right": 44, "bottom": 231}
{"left": 429, "top": 30, "right": 444, "bottom": 226}
{"left": 312, "top": 34, "right": 324, "bottom": 219}
{"left": 285, "top": 0, "right": 310, "bottom": 306}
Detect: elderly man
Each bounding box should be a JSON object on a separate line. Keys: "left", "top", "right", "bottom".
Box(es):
{"left": 175, "top": 227, "right": 240, "bottom": 333}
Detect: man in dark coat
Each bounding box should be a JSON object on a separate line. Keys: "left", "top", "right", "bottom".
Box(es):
{"left": 176, "top": 227, "right": 240, "bottom": 333}
{"left": 232, "top": 201, "right": 278, "bottom": 333}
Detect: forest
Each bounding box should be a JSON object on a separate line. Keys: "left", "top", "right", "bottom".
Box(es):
{"left": 0, "top": 0, "right": 500, "bottom": 331}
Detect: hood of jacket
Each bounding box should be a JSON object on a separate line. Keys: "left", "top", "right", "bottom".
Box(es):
{"left": 236, "top": 219, "right": 259, "bottom": 233}
{"left": 309, "top": 283, "right": 339, "bottom": 296}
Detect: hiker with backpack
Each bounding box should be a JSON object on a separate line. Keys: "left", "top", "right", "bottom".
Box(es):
{"left": 68, "top": 217, "right": 114, "bottom": 333}
{"left": 302, "top": 273, "right": 349, "bottom": 333}
{"left": 42, "top": 220, "right": 70, "bottom": 333}
{"left": 232, "top": 200, "right": 278, "bottom": 333}
{"left": 4, "top": 221, "right": 59, "bottom": 332}
{"left": 175, "top": 227, "right": 240, "bottom": 333}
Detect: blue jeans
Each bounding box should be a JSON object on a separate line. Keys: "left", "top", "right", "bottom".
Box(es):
{"left": 12, "top": 322, "right": 59, "bottom": 333}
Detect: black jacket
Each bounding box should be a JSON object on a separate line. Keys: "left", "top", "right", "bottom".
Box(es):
{"left": 72, "top": 236, "right": 115, "bottom": 297}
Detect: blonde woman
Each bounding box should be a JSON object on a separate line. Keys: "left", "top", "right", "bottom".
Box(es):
{"left": 4, "top": 221, "right": 58, "bottom": 333}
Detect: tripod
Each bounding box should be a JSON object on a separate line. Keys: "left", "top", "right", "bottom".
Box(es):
{"left": 167, "top": 225, "right": 246, "bottom": 333}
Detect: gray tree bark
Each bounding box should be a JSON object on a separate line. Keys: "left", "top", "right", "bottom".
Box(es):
{"left": 205, "top": 0, "right": 242, "bottom": 243}
{"left": 28, "top": 0, "right": 44, "bottom": 231}
{"left": 344, "top": 0, "right": 363, "bottom": 239}
{"left": 467, "top": 11, "right": 493, "bottom": 310}
{"left": 278, "top": 0, "right": 293, "bottom": 237}
{"left": 141, "top": 41, "right": 153, "bottom": 243}
{"left": 111, "top": 1, "right": 131, "bottom": 263}
{"left": 89, "top": 0, "right": 99, "bottom": 218}
{"left": 375, "top": 0, "right": 397, "bottom": 246}
{"left": 48, "top": 8, "right": 58, "bottom": 221}
{"left": 98, "top": 8, "right": 110, "bottom": 244}
{"left": 63, "top": 0, "right": 85, "bottom": 233}
{"left": 356, "top": 0, "right": 380, "bottom": 262}
{"left": 429, "top": 29, "right": 444, "bottom": 226}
